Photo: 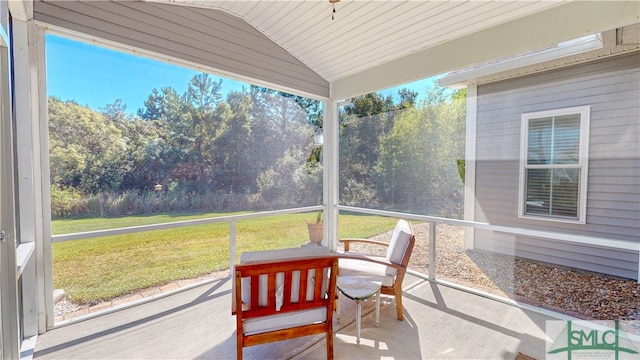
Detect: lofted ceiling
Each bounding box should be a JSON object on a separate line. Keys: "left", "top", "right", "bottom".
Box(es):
{"left": 146, "top": 0, "right": 564, "bottom": 84}
{"left": 32, "top": 0, "right": 639, "bottom": 99}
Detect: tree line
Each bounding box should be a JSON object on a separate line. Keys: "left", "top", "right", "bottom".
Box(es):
{"left": 49, "top": 73, "right": 465, "bottom": 218}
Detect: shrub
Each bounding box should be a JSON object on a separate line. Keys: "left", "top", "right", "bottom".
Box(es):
{"left": 50, "top": 185, "right": 82, "bottom": 218}
{"left": 51, "top": 188, "right": 253, "bottom": 218}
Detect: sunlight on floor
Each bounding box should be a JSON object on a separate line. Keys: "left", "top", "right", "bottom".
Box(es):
{"left": 336, "top": 334, "right": 389, "bottom": 350}
{"left": 439, "top": 347, "right": 455, "bottom": 355}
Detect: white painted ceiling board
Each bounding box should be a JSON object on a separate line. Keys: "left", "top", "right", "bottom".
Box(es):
{"left": 86, "top": 1, "right": 316, "bottom": 81}
{"left": 136, "top": 3, "right": 303, "bottom": 66}
{"left": 146, "top": 0, "right": 564, "bottom": 84}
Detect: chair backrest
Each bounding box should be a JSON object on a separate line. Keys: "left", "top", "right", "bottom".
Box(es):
{"left": 237, "top": 247, "right": 331, "bottom": 309}
{"left": 235, "top": 256, "right": 338, "bottom": 330}
{"left": 384, "top": 220, "right": 415, "bottom": 277}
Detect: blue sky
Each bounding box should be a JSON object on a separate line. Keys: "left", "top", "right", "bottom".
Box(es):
{"left": 46, "top": 34, "right": 435, "bottom": 115}
{"left": 46, "top": 34, "right": 246, "bottom": 114}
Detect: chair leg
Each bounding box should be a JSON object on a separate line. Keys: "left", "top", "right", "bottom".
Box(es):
{"left": 395, "top": 288, "right": 404, "bottom": 321}
{"left": 236, "top": 332, "right": 243, "bottom": 360}
{"left": 326, "top": 329, "right": 334, "bottom": 360}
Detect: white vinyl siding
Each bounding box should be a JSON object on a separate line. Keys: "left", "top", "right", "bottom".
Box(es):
{"left": 518, "top": 106, "right": 590, "bottom": 223}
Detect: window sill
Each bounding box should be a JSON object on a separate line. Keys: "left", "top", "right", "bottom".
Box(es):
{"left": 518, "top": 214, "right": 586, "bottom": 225}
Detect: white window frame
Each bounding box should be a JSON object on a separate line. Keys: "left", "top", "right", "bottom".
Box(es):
{"left": 518, "top": 105, "right": 590, "bottom": 224}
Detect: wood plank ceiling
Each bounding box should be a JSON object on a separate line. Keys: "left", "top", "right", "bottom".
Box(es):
{"left": 145, "top": 0, "right": 563, "bottom": 84}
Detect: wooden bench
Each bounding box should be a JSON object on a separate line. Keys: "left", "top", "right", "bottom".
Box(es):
{"left": 233, "top": 253, "right": 338, "bottom": 360}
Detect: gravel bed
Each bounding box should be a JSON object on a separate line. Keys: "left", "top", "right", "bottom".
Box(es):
{"left": 54, "top": 298, "right": 81, "bottom": 317}
{"left": 340, "top": 222, "right": 640, "bottom": 322}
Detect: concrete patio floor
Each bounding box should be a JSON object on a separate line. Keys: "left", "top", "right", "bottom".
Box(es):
{"left": 34, "top": 273, "right": 560, "bottom": 359}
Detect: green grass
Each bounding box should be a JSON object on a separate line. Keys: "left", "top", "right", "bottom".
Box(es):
{"left": 52, "top": 212, "right": 397, "bottom": 303}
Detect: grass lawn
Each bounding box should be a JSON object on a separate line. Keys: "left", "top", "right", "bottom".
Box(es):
{"left": 52, "top": 212, "right": 397, "bottom": 304}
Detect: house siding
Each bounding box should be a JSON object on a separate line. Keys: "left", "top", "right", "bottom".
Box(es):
{"left": 33, "top": 0, "right": 329, "bottom": 98}
{"left": 474, "top": 52, "right": 640, "bottom": 280}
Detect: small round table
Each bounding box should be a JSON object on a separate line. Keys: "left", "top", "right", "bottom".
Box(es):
{"left": 337, "top": 275, "right": 382, "bottom": 344}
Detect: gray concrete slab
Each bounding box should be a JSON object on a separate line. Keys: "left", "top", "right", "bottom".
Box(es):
{"left": 34, "top": 274, "right": 558, "bottom": 359}
{"left": 295, "top": 278, "right": 554, "bottom": 359}
{"left": 35, "top": 276, "right": 370, "bottom": 360}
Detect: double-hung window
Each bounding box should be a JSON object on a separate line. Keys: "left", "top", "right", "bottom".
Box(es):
{"left": 519, "top": 106, "right": 590, "bottom": 223}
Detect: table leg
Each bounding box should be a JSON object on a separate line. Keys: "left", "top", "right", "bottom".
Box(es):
{"left": 375, "top": 289, "right": 380, "bottom": 327}
{"left": 336, "top": 293, "right": 341, "bottom": 322}
{"left": 355, "top": 299, "right": 361, "bottom": 344}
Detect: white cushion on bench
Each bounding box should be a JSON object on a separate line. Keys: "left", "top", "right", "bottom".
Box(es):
{"left": 243, "top": 307, "right": 327, "bottom": 335}
{"left": 338, "top": 257, "right": 395, "bottom": 287}
{"left": 338, "top": 219, "right": 413, "bottom": 288}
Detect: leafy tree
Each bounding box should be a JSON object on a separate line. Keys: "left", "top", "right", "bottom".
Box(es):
{"left": 397, "top": 88, "right": 418, "bottom": 109}
{"left": 101, "top": 99, "right": 131, "bottom": 124}
{"left": 178, "top": 74, "right": 225, "bottom": 191}
{"left": 187, "top": 73, "right": 223, "bottom": 113}
{"left": 250, "top": 87, "right": 315, "bottom": 177}
{"left": 214, "top": 90, "right": 253, "bottom": 193}
{"left": 256, "top": 148, "right": 321, "bottom": 209}
{"left": 247, "top": 86, "right": 322, "bottom": 208}
{"left": 49, "top": 97, "right": 127, "bottom": 194}
{"left": 186, "top": 73, "right": 223, "bottom": 157}
{"left": 339, "top": 93, "right": 394, "bottom": 205}
{"left": 137, "top": 83, "right": 209, "bottom": 192}
{"left": 375, "top": 87, "right": 466, "bottom": 216}
{"left": 137, "top": 88, "right": 170, "bottom": 121}
{"left": 375, "top": 107, "right": 428, "bottom": 210}
{"left": 120, "top": 119, "right": 172, "bottom": 191}
{"left": 251, "top": 86, "right": 323, "bottom": 128}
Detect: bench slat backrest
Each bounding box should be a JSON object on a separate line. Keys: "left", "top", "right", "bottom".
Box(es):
{"left": 235, "top": 256, "right": 337, "bottom": 319}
